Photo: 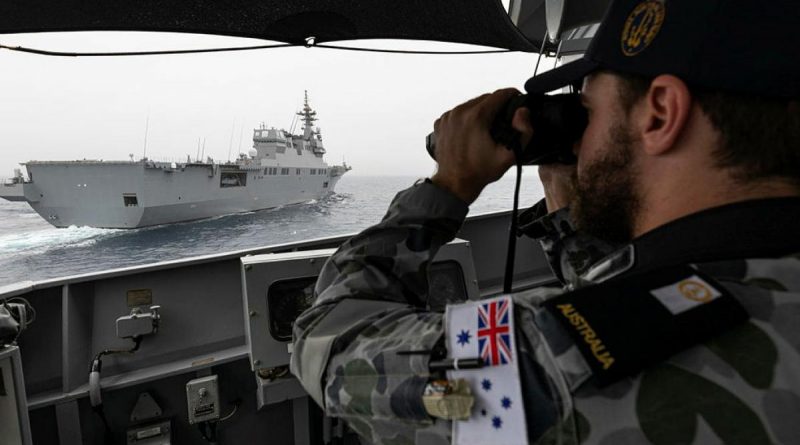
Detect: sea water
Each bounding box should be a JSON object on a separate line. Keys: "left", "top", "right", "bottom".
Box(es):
{"left": 0, "top": 174, "right": 544, "bottom": 286}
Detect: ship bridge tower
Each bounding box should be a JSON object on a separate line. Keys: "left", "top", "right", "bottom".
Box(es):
{"left": 297, "top": 90, "right": 318, "bottom": 140}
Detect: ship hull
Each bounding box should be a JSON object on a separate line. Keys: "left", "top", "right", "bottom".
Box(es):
{"left": 0, "top": 183, "right": 25, "bottom": 201}
{"left": 23, "top": 162, "right": 344, "bottom": 228}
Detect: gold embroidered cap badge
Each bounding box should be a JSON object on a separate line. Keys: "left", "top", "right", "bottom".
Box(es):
{"left": 621, "top": 0, "right": 665, "bottom": 56}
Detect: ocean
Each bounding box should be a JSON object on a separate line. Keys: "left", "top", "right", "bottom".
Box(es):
{"left": 0, "top": 174, "right": 544, "bottom": 287}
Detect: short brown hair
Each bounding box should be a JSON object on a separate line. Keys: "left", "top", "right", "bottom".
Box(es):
{"left": 614, "top": 72, "right": 800, "bottom": 185}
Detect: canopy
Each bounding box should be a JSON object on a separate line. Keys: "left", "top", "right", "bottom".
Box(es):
{"left": 0, "top": 0, "right": 542, "bottom": 52}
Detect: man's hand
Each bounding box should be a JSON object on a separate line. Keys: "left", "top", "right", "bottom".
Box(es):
{"left": 431, "top": 89, "right": 520, "bottom": 204}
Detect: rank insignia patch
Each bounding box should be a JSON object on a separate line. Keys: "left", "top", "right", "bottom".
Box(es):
{"left": 651, "top": 275, "right": 722, "bottom": 315}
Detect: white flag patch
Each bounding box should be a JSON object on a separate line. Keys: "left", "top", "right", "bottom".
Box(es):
{"left": 445, "top": 295, "right": 528, "bottom": 445}
{"left": 651, "top": 275, "right": 722, "bottom": 315}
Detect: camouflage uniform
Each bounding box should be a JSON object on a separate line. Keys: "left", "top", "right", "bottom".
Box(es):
{"left": 291, "top": 180, "right": 800, "bottom": 444}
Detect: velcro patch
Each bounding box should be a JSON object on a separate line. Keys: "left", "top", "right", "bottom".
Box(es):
{"left": 651, "top": 275, "right": 722, "bottom": 314}
{"left": 542, "top": 266, "right": 748, "bottom": 387}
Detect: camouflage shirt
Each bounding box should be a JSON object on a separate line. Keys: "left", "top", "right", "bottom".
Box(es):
{"left": 291, "top": 181, "right": 800, "bottom": 444}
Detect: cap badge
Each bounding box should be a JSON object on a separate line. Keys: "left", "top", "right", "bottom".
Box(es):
{"left": 621, "top": 0, "right": 665, "bottom": 57}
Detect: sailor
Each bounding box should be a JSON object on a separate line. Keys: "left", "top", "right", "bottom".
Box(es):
{"left": 292, "top": 0, "right": 800, "bottom": 443}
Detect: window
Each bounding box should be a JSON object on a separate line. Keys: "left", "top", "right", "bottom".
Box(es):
{"left": 123, "top": 194, "right": 138, "bottom": 207}
{"left": 296, "top": 168, "right": 301, "bottom": 175}
{"left": 310, "top": 169, "right": 316, "bottom": 175}
{"left": 267, "top": 277, "right": 317, "bottom": 341}
{"left": 427, "top": 261, "right": 468, "bottom": 311}
{"left": 323, "top": 181, "right": 329, "bottom": 188}
{"left": 281, "top": 168, "right": 289, "bottom": 175}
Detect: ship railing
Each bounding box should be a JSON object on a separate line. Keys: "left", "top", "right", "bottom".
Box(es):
{"left": 138, "top": 155, "right": 220, "bottom": 163}
{"left": 138, "top": 156, "right": 237, "bottom": 167}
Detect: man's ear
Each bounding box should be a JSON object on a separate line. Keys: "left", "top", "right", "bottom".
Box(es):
{"left": 634, "top": 74, "right": 692, "bottom": 156}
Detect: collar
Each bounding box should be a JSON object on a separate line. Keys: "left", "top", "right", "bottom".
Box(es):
{"left": 630, "top": 197, "right": 800, "bottom": 274}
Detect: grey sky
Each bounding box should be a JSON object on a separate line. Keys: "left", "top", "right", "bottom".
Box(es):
{"left": 0, "top": 21, "right": 554, "bottom": 178}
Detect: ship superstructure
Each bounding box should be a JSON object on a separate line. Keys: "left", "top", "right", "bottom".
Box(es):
{"left": 19, "top": 92, "right": 350, "bottom": 228}
{"left": 0, "top": 169, "right": 26, "bottom": 202}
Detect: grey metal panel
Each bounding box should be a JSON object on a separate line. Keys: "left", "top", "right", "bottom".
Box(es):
{"left": 456, "top": 212, "right": 556, "bottom": 294}
{"left": 68, "top": 358, "right": 298, "bottom": 445}
{"left": 292, "top": 397, "right": 311, "bottom": 445}
{"left": 55, "top": 399, "right": 83, "bottom": 445}
{"left": 29, "top": 346, "right": 248, "bottom": 410}
{"left": 0, "top": 282, "right": 36, "bottom": 301}
{"left": 432, "top": 239, "right": 481, "bottom": 301}
{"left": 62, "top": 283, "right": 95, "bottom": 392}
{"left": 255, "top": 376, "right": 307, "bottom": 409}
{"left": 240, "top": 239, "right": 480, "bottom": 373}
{"left": 16, "top": 287, "right": 63, "bottom": 396}
{"left": 28, "top": 405, "right": 59, "bottom": 444}
{"left": 0, "top": 346, "right": 33, "bottom": 445}
{"left": 241, "top": 249, "right": 334, "bottom": 371}
{"left": 88, "top": 260, "right": 245, "bottom": 377}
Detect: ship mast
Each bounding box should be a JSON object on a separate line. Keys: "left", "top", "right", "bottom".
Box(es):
{"left": 297, "top": 90, "right": 317, "bottom": 140}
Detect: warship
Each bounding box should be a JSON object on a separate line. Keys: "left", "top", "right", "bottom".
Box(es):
{"left": 12, "top": 93, "right": 350, "bottom": 228}
{"left": 0, "top": 1, "right": 607, "bottom": 444}
{"left": 0, "top": 169, "right": 26, "bottom": 202}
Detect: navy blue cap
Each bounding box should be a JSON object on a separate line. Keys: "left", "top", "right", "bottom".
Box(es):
{"left": 525, "top": 0, "right": 800, "bottom": 99}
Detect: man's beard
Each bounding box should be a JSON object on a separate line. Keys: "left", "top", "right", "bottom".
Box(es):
{"left": 571, "top": 120, "right": 641, "bottom": 243}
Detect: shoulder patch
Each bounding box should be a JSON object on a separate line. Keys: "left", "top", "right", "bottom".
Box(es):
{"left": 542, "top": 266, "right": 748, "bottom": 387}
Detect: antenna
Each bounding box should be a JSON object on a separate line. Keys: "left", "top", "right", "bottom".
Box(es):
{"left": 196, "top": 138, "right": 201, "bottom": 162}
{"left": 142, "top": 112, "right": 150, "bottom": 160}
{"left": 289, "top": 96, "right": 302, "bottom": 134}
{"left": 289, "top": 112, "right": 298, "bottom": 135}
{"left": 237, "top": 121, "right": 244, "bottom": 160}
{"left": 227, "top": 119, "right": 235, "bottom": 163}
{"left": 201, "top": 138, "right": 206, "bottom": 162}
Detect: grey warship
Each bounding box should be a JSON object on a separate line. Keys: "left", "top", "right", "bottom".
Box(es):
{"left": 20, "top": 92, "right": 350, "bottom": 228}
{"left": 0, "top": 169, "right": 26, "bottom": 202}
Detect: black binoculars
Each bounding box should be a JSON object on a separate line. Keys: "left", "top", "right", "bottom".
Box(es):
{"left": 425, "top": 93, "right": 588, "bottom": 165}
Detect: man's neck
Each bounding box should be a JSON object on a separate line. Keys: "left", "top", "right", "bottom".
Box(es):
{"left": 633, "top": 176, "right": 800, "bottom": 238}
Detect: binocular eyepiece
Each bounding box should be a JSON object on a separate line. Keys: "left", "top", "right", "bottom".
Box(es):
{"left": 425, "top": 93, "right": 588, "bottom": 165}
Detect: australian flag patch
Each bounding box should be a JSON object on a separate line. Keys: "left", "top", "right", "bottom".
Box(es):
{"left": 446, "top": 295, "right": 528, "bottom": 444}
{"left": 478, "top": 298, "right": 513, "bottom": 366}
